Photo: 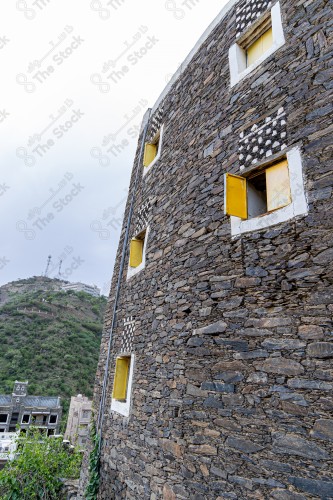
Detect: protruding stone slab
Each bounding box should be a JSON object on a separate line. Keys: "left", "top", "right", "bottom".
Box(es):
{"left": 272, "top": 433, "right": 329, "bottom": 460}
{"left": 256, "top": 357, "right": 304, "bottom": 376}
{"left": 193, "top": 320, "right": 227, "bottom": 336}
{"left": 225, "top": 436, "right": 264, "bottom": 454}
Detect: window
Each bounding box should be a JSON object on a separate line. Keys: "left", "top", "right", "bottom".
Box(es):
{"left": 127, "top": 227, "right": 149, "bottom": 279}
{"left": 143, "top": 125, "right": 164, "bottom": 177}
{"left": 81, "top": 410, "right": 91, "bottom": 419}
{"left": 246, "top": 26, "right": 273, "bottom": 67}
{"left": 229, "top": 2, "right": 285, "bottom": 87}
{"left": 111, "top": 354, "right": 135, "bottom": 417}
{"left": 113, "top": 357, "right": 131, "bottom": 401}
{"left": 129, "top": 229, "right": 146, "bottom": 268}
{"left": 226, "top": 159, "right": 291, "bottom": 220}
{"left": 225, "top": 147, "right": 307, "bottom": 236}
{"left": 49, "top": 415, "right": 57, "bottom": 424}
{"left": 0, "top": 415, "right": 8, "bottom": 424}
{"left": 21, "top": 414, "right": 30, "bottom": 424}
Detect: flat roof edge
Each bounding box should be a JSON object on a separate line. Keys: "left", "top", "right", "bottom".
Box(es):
{"left": 151, "top": 0, "right": 238, "bottom": 115}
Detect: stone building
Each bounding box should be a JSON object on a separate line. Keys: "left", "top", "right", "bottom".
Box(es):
{"left": 65, "top": 394, "right": 92, "bottom": 449}
{"left": 0, "top": 381, "right": 62, "bottom": 435}
{"left": 84, "top": 0, "right": 333, "bottom": 498}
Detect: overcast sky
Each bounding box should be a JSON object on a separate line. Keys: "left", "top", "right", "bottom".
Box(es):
{"left": 0, "top": 0, "right": 228, "bottom": 295}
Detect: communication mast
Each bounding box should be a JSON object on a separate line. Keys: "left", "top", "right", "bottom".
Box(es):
{"left": 58, "top": 259, "right": 63, "bottom": 278}
{"left": 44, "top": 255, "right": 52, "bottom": 277}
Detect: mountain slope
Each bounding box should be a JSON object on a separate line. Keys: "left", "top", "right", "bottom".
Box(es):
{"left": 0, "top": 277, "right": 107, "bottom": 419}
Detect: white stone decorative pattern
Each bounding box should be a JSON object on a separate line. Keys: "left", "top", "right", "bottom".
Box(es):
{"left": 121, "top": 317, "right": 135, "bottom": 353}
{"left": 134, "top": 198, "right": 151, "bottom": 235}
{"left": 148, "top": 106, "right": 164, "bottom": 142}
{"left": 236, "top": 0, "right": 272, "bottom": 38}
{"left": 239, "top": 107, "right": 287, "bottom": 170}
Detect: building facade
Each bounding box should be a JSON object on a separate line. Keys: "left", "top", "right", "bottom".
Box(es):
{"left": 62, "top": 282, "right": 100, "bottom": 297}
{"left": 65, "top": 394, "right": 92, "bottom": 449}
{"left": 0, "top": 381, "right": 62, "bottom": 436}
{"left": 0, "top": 432, "right": 18, "bottom": 469}
{"left": 86, "top": 0, "right": 333, "bottom": 498}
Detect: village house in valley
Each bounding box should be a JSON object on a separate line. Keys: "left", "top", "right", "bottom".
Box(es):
{"left": 80, "top": 0, "right": 333, "bottom": 497}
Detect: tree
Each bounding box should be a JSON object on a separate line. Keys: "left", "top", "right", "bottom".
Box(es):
{"left": 0, "top": 429, "right": 82, "bottom": 499}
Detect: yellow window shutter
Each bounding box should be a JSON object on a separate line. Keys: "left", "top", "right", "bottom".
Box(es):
{"left": 143, "top": 143, "right": 157, "bottom": 167}
{"left": 262, "top": 27, "right": 273, "bottom": 53}
{"left": 266, "top": 160, "right": 292, "bottom": 211}
{"left": 129, "top": 238, "right": 143, "bottom": 268}
{"left": 225, "top": 173, "right": 248, "bottom": 219}
{"left": 113, "top": 357, "right": 130, "bottom": 400}
{"left": 247, "top": 27, "right": 273, "bottom": 66}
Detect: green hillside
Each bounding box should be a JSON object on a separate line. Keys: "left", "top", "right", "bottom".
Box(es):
{"left": 0, "top": 277, "right": 107, "bottom": 422}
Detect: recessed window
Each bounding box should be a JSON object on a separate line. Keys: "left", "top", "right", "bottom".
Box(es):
{"left": 226, "top": 159, "right": 292, "bottom": 221}
{"left": 225, "top": 147, "right": 307, "bottom": 236}
{"left": 127, "top": 227, "right": 149, "bottom": 279}
{"left": 81, "top": 410, "right": 91, "bottom": 419}
{"left": 142, "top": 125, "right": 164, "bottom": 177}
{"left": 229, "top": 2, "right": 285, "bottom": 87}
{"left": 0, "top": 415, "right": 8, "bottom": 424}
{"left": 246, "top": 26, "right": 273, "bottom": 67}
{"left": 111, "top": 354, "right": 135, "bottom": 417}
{"left": 129, "top": 229, "right": 146, "bottom": 268}
{"left": 49, "top": 415, "right": 57, "bottom": 424}
{"left": 21, "top": 414, "right": 30, "bottom": 424}
{"left": 225, "top": 158, "right": 292, "bottom": 220}
{"left": 112, "top": 356, "right": 131, "bottom": 402}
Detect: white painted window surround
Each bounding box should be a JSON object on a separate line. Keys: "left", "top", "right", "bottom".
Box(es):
{"left": 143, "top": 125, "right": 164, "bottom": 178}
{"left": 228, "top": 147, "right": 308, "bottom": 237}
{"left": 229, "top": 2, "right": 285, "bottom": 87}
{"left": 110, "top": 354, "right": 135, "bottom": 417}
{"left": 126, "top": 226, "right": 150, "bottom": 280}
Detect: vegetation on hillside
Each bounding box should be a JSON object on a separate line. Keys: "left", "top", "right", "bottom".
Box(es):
{"left": 0, "top": 277, "right": 107, "bottom": 422}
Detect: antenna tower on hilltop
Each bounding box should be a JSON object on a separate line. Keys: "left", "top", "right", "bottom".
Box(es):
{"left": 44, "top": 255, "right": 52, "bottom": 277}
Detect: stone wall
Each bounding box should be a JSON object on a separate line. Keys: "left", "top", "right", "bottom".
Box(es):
{"left": 85, "top": 0, "right": 333, "bottom": 498}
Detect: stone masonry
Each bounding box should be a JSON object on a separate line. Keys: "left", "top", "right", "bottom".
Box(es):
{"left": 81, "top": 0, "right": 333, "bottom": 498}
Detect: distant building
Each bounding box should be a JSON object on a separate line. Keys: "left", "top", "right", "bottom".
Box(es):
{"left": 0, "top": 432, "right": 18, "bottom": 469}
{"left": 62, "top": 282, "right": 100, "bottom": 297}
{"left": 0, "top": 381, "right": 62, "bottom": 436}
{"left": 65, "top": 394, "right": 92, "bottom": 449}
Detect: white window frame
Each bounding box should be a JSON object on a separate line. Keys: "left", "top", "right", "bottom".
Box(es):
{"left": 21, "top": 414, "right": 30, "bottom": 424}
{"left": 49, "top": 414, "right": 58, "bottom": 425}
{"left": 228, "top": 147, "right": 308, "bottom": 237}
{"left": 229, "top": 2, "right": 285, "bottom": 88}
{"left": 111, "top": 353, "right": 135, "bottom": 417}
{"left": 126, "top": 226, "right": 149, "bottom": 280}
{"left": 143, "top": 124, "right": 164, "bottom": 178}
{"left": 0, "top": 414, "right": 9, "bottom": 424}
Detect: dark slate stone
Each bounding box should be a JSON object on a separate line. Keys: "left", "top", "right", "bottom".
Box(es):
{"left": 201, "top": 382, "right": 235, "bottom": 393}
{"left": 272, "top": 433, "right": 329, "bottom": 460}
{"left": 307, "top": 342, "right": 333, "bottom": 358}
{"left": 225, "top": 436, "right": 264, "bottom": 454}
{"left": 214, "top": 339, "right": 249, "bottom": 351}
{"left": 288, "top": 477, "right": 333, "bottom": 498}
{"left": 203, "top": 397, "right": 224, "bottom": 409}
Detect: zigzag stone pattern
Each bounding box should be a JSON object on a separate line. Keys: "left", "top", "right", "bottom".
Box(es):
{"left": 239, "top": 107, "right": 287, "bottom": 170}
{"left": 148, "top": 106, "right": 164, "bottom": 142}
{"left": 236, "top": 0, "right": 272, "bottom": 37}
{"left": 134, "top": 198, "right": 151, "bottom": 235}
{"left": 121, "top": 317, "right": 135, "bottom": 353}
